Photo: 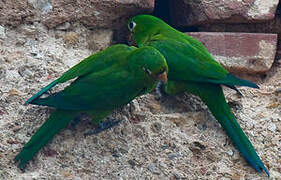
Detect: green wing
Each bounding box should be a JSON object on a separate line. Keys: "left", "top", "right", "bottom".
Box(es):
{"left": 25, "top": 44, "right": 137, "bottom": 104}
{"left": 31, "top": 66, "right": 146, "bottom": 110}
{"left": 147, "top": 38, "right": 228, "bottom": 82}
{"left": 175, "top": 31, "right": 213, "bottom": 57}
{"left": 57, "top": 45, "right": 136, "bottom": 83}
{"left": 30, "top": 46, "right": 164, "bottom": 111}
{"left": 147, "top": 39, "right": 258, "bottom": 89}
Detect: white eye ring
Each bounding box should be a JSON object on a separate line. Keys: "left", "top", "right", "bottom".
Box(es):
{"left": 128, "top": 21, "right": 136, "bottom": 31}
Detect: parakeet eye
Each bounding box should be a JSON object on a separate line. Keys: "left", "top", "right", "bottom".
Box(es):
{"left": 128, "top": 21, "right": 136, "bottom": 31}
{"left": 157, "top": 68, "right": 166, "bottom": 75}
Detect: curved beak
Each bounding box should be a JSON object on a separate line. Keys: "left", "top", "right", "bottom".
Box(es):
{"left": 157, "top": 71, "right": 168, "bottom": 83}
{"left": 128, "top": 34, "right": 136, "bottom": 46}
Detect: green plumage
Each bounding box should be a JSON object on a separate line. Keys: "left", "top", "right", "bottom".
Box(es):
{"left": 129, "top": 15, "right": 269, "bottom": 176}
{"left": 15, "top": 44, "right": 168, "bottom": 170}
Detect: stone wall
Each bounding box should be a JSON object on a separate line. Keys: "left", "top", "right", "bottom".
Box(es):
{"left": 0, "top": 0, "right": 280, "bottom": 179}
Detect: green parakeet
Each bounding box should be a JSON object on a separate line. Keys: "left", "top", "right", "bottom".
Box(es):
{"left": 128, "top": 15, "right": 269, "bottom": 176}
{"left": 14, "top": 44, "right": 168, "bottom": 170}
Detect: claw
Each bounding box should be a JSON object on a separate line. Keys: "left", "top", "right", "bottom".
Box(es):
{"left": 69, "top": 116, "right": 81, "bottom": 128}
{"left": 84, "top": 119, "right": 122, "bottom": 136}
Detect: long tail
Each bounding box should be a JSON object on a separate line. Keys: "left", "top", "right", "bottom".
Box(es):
{"left": 25, "top": 80, "right": 58, "bottom": 105}
{"left": 14, "top": 110, "right": 77, "bottom": 171}
{"left": 206, "top": 73, "right": 259, "bottom": 89}
{"left": 181, "top": 82, "right": 269, "bottom": 176}
{"left": 224, "top": 74, "right": 259, "bottom": 89}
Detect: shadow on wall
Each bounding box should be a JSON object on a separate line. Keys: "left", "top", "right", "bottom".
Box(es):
{"left": 152, "top": 0, "right": 199, "bottom": 32}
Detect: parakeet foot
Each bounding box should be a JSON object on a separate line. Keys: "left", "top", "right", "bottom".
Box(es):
{"left": 155, "top": 81, "right": 167, "bottom": 100}
{"left": 69, "top": 116, "right": 81, "bottom": 128}
{"left": 225, "top": 85, "right": 243, "bottom": 97}
{"left": 14, "top": 157, "right": 27, "bottom": 172}
{"left": 84, "top": 119, "right": 122, "bottom": 136}
{"left": 232, "top": 86, "right": 243, "bottom": 97}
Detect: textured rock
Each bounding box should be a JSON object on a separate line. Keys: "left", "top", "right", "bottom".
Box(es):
{"left": 0, "top": 0, "right": 154, "bottom": 28}
{"left": 87, "top": 29, "right": 113, "bottom": 51}
{"left": 0, "top": 1, "right": 280, "bottom": 179}
{"left": 199, "top": 16, "right": 281, "bottom": 36}
{"left": 41, "top": 0, "right": 154, "bottom": 29}
{"left": 0, "top": 1, "right": 35, "bottom": 27}
{"left": 0, "top": 21, "right": 280, "bottom": 178}
{"left": 187, "top": 32, "right": 278, "bottom": 74}
{"left": 28, "top": 0, "right": 53, "bottom": 13}
{"left": 0, "top": 25, "right": 5, "bottom": 39}
{"left": 170, "top": 0, "right": 279, "bottom": 27}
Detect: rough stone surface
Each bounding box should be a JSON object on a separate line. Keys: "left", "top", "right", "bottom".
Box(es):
{"left": 199, "top": 15, "right": 281, "bottom": 39}
{"left": 0, "top": 0, "right": 154, "bottom": 28}
{"left": 28, "top": 0, "right": 53, "bottom": 13}
{"left": 187, "top": 32, "right": 278, "bottom": 74}
{"left": 198, "top": 12, "right": 281, "bottom": 61}
{"left": 169, "top": 0, "right": 279, "bottom": 27}
{"left": 87, "top": 29, "right": 113, "bottom": 51}
{"left": 199, "top": 15, "right": 281, "bottom": 34}
{"left": 0, "top": 22, "right": 280, "bottom": 179}
{"left": 0, "top": 25, "right": 5, "bottom": 39}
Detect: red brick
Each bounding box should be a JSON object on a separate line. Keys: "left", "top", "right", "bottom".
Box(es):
{"left": 186, "top": 32, "right": 278, "bottom": 74}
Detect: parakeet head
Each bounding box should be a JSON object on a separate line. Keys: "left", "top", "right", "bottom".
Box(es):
{"left": 128, "top": 46, "right": 168, "bottom": 83}
{"left": 128, "top": 15, "right": 171, "bottom": 47}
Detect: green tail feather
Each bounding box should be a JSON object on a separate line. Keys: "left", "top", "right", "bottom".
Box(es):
{"left": 181, "top": 82, "right": 269, "bottom": 176}
{"left": 225, "top": 74, "right": 259, "bottom": 89}
{"left": 200, "top": 84, "right": 269, "bottom": 176}
{"left": 14, "top": 110, "right": 77, "bottom": 171}
{"left": 25, "top": 80, "right": 58, "bottom": 105}
{"left": 206, "top": 73, "right": 259, "bottom": 89}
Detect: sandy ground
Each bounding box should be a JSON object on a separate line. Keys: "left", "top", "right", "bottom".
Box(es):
{"left": 0, "top": 23, "right": 280, "bottom": 180}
